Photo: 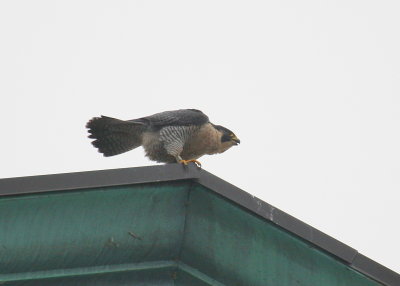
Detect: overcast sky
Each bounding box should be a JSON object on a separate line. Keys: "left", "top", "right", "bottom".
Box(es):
{"left": 1, "top": 0, "right": 399, "bottom": 274}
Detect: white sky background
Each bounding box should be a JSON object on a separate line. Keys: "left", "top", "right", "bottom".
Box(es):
{"left": 1, "top": 0, "right": 399, "bottom": 274}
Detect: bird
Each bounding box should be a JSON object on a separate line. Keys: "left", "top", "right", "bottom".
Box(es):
{"left": 86, "top": 109, "right": 240, "bottom": 167}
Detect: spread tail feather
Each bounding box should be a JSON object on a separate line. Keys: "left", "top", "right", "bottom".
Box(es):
{"left": 86, "top": 116, "right": 145, "bottom": 157}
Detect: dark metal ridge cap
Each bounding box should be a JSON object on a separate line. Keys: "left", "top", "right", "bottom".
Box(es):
{"left": 196, "top": 169, "right": 358, "bottom": 262}
{"left": 352, "top": 254, "right": 400, "bottom": 286}
{"left": 0, "top": 164, "right": 201, "bottom": 196}
{"left": 0, "top": 164, "right": 399, "bottom": 285}
{"left": 196, "top": 168, "right": 400, "bottom": 286}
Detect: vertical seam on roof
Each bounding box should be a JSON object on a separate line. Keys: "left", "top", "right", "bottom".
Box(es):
{"left": 176, "top": 179, "right": 194, "bottom": 262}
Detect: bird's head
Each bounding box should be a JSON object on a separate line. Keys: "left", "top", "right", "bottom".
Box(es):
{"left": 213, "top": 124, "right": 240, "bottom": 153}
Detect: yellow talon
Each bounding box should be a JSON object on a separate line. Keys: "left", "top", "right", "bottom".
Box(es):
{"left": 179, "top": 159, "right": 202, "bottom": 168}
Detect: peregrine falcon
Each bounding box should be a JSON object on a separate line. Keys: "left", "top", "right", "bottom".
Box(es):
{"left": 86, "top": 109, "right": 240, "bottom": 166}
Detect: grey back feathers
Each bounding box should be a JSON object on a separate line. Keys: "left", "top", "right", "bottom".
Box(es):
{"left": 130, "top": 109, "right": 209, "bottom": 129}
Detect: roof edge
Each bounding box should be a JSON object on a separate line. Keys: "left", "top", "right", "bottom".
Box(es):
{"left": 0, "top": 164, "right": 200, "bottom": 196}
{"left": 0, "top": 164, "right": 398, "bottom": 285}
{"left": 196, "top": 169, "right": 399, "bottom": 286}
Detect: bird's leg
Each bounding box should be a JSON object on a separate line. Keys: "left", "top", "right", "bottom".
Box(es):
{"left": 181, "top": 159, "right": 202, "bottom": 168}
{"left": 176, "top": 156, "right": 202, "bottom": 168}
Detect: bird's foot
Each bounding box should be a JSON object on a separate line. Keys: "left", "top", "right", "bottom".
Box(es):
{"left": 179, "top": 159, "right": 202, "bottom": 168}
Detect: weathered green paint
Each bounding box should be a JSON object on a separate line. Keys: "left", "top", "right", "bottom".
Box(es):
{"left": 0, "top": 181, "right": 382, "bottom": 285}
{"left": 182, "top": 184, "right": 380, "bottom": 286}
{"left": 0, "top": 183, "right": 188, "bottom": 277}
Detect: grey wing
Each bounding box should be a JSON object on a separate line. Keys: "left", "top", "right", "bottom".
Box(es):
{"left": 159, "top": 125, "right": 200, "bottom": 160}
{"left": 129, "top": 109, "right": 209, "bottom": 128}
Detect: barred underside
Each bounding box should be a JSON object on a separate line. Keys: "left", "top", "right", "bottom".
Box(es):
{"left": 160, "top": 125, "right": 200, "bottom": 159}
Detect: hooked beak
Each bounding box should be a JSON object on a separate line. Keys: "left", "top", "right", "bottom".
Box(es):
{"left": 232, "top": 136, "right": 241, "bottom": 145}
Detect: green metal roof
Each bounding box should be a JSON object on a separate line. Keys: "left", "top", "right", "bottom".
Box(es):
{"left": 0, "top": 165, "right": 398, "bottom": 286}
